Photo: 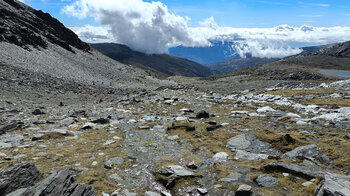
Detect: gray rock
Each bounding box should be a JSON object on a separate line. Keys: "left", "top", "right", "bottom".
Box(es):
{"left": 0, "top": 121, "right": 23, "bottom": 135}
{"left": 284, "top": 144, "right": 330, "bottom": 163}
{"left": 220, "top": 173, "right": 243, "bottom": 183}
{"left": 196, "top": 110, "right": 210, "bottom": 119}
{"left": 18, "top": 169, "right": 95, "bottom": 196}
{"left": 60, "top": 118, "right": 75, "bottom": 126}
{"left": 315, "top": 174, "right": 350, "bottom": 196}
{"left": 197, "top": 188, "right": 208, "bottom": 195}
{"left": 156, "top": 165, "right": 201, "bottom": 187}
{"left": 145, "top": 191, "right": 161, "bottom": 196}
{"left": 226, "top": 134, "right": 281, "bottom": 156}
{"left": 213, "top": 152, "right": 229, "bottom": 162}
{"left": 187, "top": 161, "right": 199, "bottom": 170}
{"left": 32, "top": 109, "right": 45, "bottom": 115}
{"left": 256, "top": 174, "right": 278, "bottom": 187}
{"left": 0, "top": 164, "right": 43, "bottom": 195}
{"left": 234, "top": 150, "right": 269, "bottom": 161}
{"left": 263, "top": 162, "right": 326, "bottom": 179}
{"left": 104, "top": 157, "right": 124, "bottom": 169}
{"left": 0, "top": 134, "right": 24, "bottom": 148}
{"left": 236, "top": 184, "right": 252, "bottom": 196}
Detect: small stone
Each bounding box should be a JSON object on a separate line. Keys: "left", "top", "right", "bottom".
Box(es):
{"left": 196, "top": 110, "right": 210, "bottom": 119}
{"left": 220, "top": 173, "right": 243, "bottom": 182}
{"left": 139, "top": 126, "right": 150, "bottom": 129}
{"left": 113, "top": 136, "right": 121, "bottom": 140}
{"left": 102, "top": 192, "right": 110, "bottom": 196}
{"left": 145, "top": 191, "right": 161, "bottom": 196}
{"left": 257, "top": 106, "right": 275, "bottom": 113}
{"left": 256, "top": 174, "right": 278, "bottom": 187}
{"left": 282, "top": 173, "right": 289, "bottom": 177}
{"left": 302, "top": 181, "right": 313, "bottom": 187}
{"left": 103, "top": 140, "right": 115, "bottom": 146}
{"left": 197, "top": 188, "right": 208, "bottom": 195}
{"left": 92, "top": 161, "right": 98, "bottom": 166}
{"left": 175, "top": 117, "right": 188, "bottom": 121}
{"left": 168, "top": 135, "right": 179, "bottom": 141}
{"left": 185, "top": 126, "right": 196, "bottom": 132}
{"left": 91, "top": 118, "right": 110, "bottom": 124}
{"left": 104, "top": 157, "right": 124, "bottom": 169}
{"left": 187, "top": 161, "right": 199, "bottom": 169}
{"left": 32, "top": 109, "right": 45, "bottom": 115}
{"left": 206, "top": 125, "right": 222, "bottom": 131}
{"left": 161, "top": 191, "right": 172, "bottom": 196}
{"left": 213, "top": 152, "right": 229, "bottom": 162}
{"left": 236, "top": 184, "right": 252, "bottom": 196}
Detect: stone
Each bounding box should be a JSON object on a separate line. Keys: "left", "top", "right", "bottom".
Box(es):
{"left": 156, "top": 165, "right": 200, "bottom": 187}
{"left": 145, "top": 191, "right": 161, "bottom": 196}
{"left": 104, "top": 157, "right": 124, "bottom": 169}
{"left": 263, "top": 162, "right": 326, "bottom": 179}
{"left": 196, "top": 110, "right": 210, "bottom": 119}
{"left": 0, "top": 134, "right": 24, "bottom": 148}
{"left": 302, "top": 181, "right": 313, "bottom": 187}
{"left": 257, "top": 106, "right": 275, "bottom": 113}
{"left": 185, "top": 126, "right": 196, "bottom": 132}
{"left": 16, "top": 169, "right": 96, "bottom": 196}
{"left": 226, "top": 134, "right": 281, "bottom": 156}
{"left": 0, "top": 121, "right": 23, "bottom": 135}
{"left": 103, "top": 140, "right": 115, "bottom": 146}
{"left": 220, "top": 173, "right": 243, "bottom": 183}
{"left": 187, "top": 162, "right": 199, "bottom": 170}
{"left": 167, "top": 135, "right": 179, "bottom": 141}
{"left": 60, "top": 118, "right": 75, "bottom": 126}
{"left": 315, "top": 174, "right": 350, "bottom": 196}
{"left": 213, "top": 152, "right": 229, "bottom": 162}
{"left": 284, "top": 144, "right": 330, "bottom": 163}
{"left": 139, "top": 126, "right": 150, "bottom": 129}
{"left": 175, "top": 117, "right": 188, "bottom": 121}
{"left": 206, "top": 125, "right": 222, "bottom": 131}
{"left": 256, "top": 174, "right": 278, "bottom": 187}
{"left": 0, "top": 164, "right": 43, "bottom": 195}
{"left": 197, "top": 188, "right": 208, "bottom": 195}
{"left": 236, "top": 184, "right": 252, "bottom": 196}
{"left": 234, "top": 150, "right": 269, "bottom": 161}
{"left": 32, "top": 109, "right": 45, "bottom": 115}
{"left": 91, "top": 118, "right": 110, "bottom": 124}
{"left": 161, "top": 191, "right": 172, "bottom": 196}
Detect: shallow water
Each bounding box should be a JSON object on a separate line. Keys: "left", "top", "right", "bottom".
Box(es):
{"left": 319, "top": 69, "right": 350, "bottom": 78}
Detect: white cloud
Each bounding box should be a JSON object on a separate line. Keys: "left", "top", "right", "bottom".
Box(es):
{"left": 63, "top": 1, "right": 350, "bottom": 59}
{"left": 62, "top": 0, "right": 208, "bottom": 54}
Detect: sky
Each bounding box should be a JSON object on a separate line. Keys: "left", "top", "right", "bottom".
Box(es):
{"left": 18, "top": 0, "right": 350, "bottom": 58}
{"left": 20, "top": 0, "right": 350, "bottom": 27}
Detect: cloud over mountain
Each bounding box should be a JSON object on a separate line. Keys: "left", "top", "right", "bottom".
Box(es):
{"left": 63, "top": 1, "right": 350, "bottom": 58}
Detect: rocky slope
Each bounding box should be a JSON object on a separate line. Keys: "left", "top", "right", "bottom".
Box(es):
{"left": 0, "top": 0, "right": 175, "bottom": 92}
{"left": 91, "top": 43, "right": 212, "bottom": 77}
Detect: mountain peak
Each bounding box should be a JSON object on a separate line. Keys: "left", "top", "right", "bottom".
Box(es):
{"left": 0, "top": 0, "right": 90, "bottom": 53}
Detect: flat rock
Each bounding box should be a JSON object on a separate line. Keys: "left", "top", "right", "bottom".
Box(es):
{"left": 263, "top": 162, "right": 326, "bottom": 179}
{"left": 219, "top": 173, "right": 244, "bottom": 183}
{"left": 0, "top": 134, "right": 24, "bottom": 147}
{"left": 213, "top": 152, "right": 229, "bottom": 162}
{"left": 234, "top": 150, "right": 269, "bottom": 161}
{"left": 226, "top": 134, "right": 281, "bottom": 156}
{"left": 104, "top": 157, "right": 124, "bottom": 169}
{"left": 284, "top": 144, "right": 330, "bottom": 163}
{"left": 315, "top": 174, "right": 350, "bottom": 196}
{"left": 256, "top": 174, "right": 278, "bottom": 187}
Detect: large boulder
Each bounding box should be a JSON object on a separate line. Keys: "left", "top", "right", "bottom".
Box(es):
{"left": 0, "top": 164, "right": 43, "bottom": 195}
{"left": 284, "top": 144, "right": 330, "bottom": 164}
{"left": 315, "top": 174, "right": 350, "bottom": 196}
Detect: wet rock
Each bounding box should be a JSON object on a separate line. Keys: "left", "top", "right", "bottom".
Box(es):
{"left": 91, "top": 118, "right": 110, "bottom": 124}
{"left": 0, "top": 164, "right": 43, "bottom": 195}
{"left": 0, "top": 121, "right": 23, "bottom": 135}
{"left": 256, "top": 174, "right": 278, "bottom": 187}
{"left": 196, "top": 110, "right": 209, "bottom": 119}
{"left": 236, "top": 184, "right": 252, "bottom": 196}
{"left": 226, "top": 134, "right": 281, "bottom": 156}
{"left": 206, "top": 125, "right": 222, "bottom": 131}
{"left": 284, "top": 144, "right": 330, "bottom": 164}
{"left": 32, "top": 109, "right": 45, "bottom": 115}
{"left": 314, "top": 174, "right": 350, "bottom": 196}
{"left": 213, "top": 152, "right": 229, "bottom": 162}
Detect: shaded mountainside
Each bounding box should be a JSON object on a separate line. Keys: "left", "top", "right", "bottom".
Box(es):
{"left": 0, "top": 0, "right": 175, "bottom": 92}
{"left": 0, "top": 0, "right": 90, "bottom": 53}
{"left": 91, "top": 43, "right": 212, "bottom": 77}
{"left": 210, "top": 56, "right": 280, "bottom": 74}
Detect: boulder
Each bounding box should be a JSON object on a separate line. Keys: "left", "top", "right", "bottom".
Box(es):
{"left": 315, "top": 174, "right": 350, "bottom": 196}
{"left": 263, "top": 162, "right": 326, "bottom": 179}
{"left": 226, "top": 134, "right": 281, "bottom": 156}
{"left": 284, "top": 144, "right": 330, "bottom": 164}
{"left": 255, "top": 174, "right": 278, "bottom": 187}
{"left": 0, "top": 164, "right": 43, "bottom": 195}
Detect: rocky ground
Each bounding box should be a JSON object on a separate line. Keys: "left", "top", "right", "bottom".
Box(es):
{"left": 1, "top": 62, "right": 350, "bottom": 196}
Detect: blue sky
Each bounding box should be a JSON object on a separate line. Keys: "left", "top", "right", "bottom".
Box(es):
{"left": 22, "top": 0, "right": 350, "bottom": 28}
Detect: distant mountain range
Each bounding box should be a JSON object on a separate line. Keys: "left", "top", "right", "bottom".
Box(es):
{"left": 91, "top": 43, "right": 212, "bottom": 77}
